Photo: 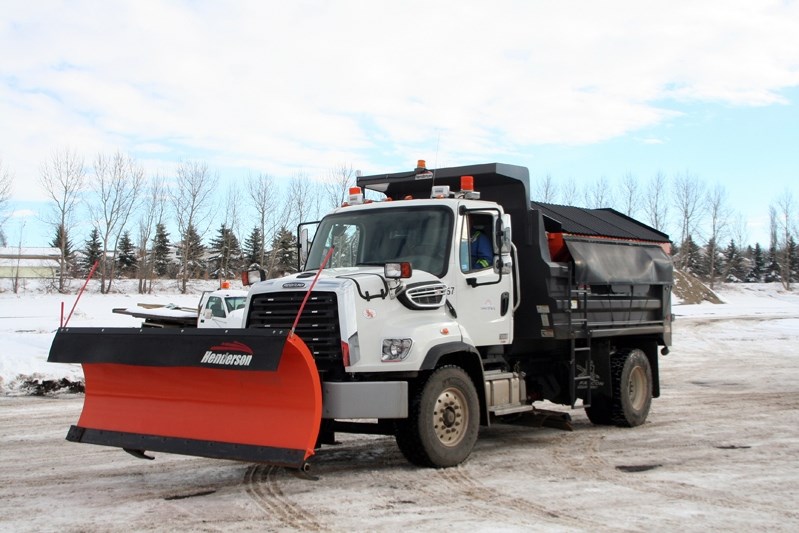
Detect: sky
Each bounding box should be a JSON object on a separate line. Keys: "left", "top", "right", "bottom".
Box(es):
{"left": 1, "top": 0, "right": 798, "bottom": 248}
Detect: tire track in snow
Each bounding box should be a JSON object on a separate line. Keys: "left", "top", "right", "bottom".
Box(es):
{"left": 427, "top": 465, "right": 611, "bottom": 530}
{"left": 243, "top": 465, "right": 323, "bottom": 531}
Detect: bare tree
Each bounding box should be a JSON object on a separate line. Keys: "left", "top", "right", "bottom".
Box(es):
{"left": 172, "top": 161, "right": 216, "bottom": 293}
{"left": 136, "top": 174, "right": 166, "bottom": 294}
{"left": 584, "top": 176, "right": 614, "bottom": 209}
{"left": 323, "top": 163, "right": 356, "bottom": 210}
{"left": 0, "top": 158, "right": 13, "bottom": 246}
{"left": 246, "top": 172, "right": 278, "bottom": 268}
{"left": 705, "top": 183, "right": 731, "bottom": 289}
{"left": 269, "top": 172, "right": 319, "bottom": 274}
{"left": 534, "top": 174, "right": 558, "bottom": 203}
{"left": 39, "top": 148, "right": 86, "bottom": 292}
{"left": 560, "top": 177, "right": 579, "bottom": 206}
{"left": 644, "top": 171, "right": 669, "bottom": 233}
{"left": 223, "top": 182, "right": 243, "bottom": 240}
{"left": 729, "top": 213, "right": 750, "bottom": 252}
{"left": 773, "top": 189, "right": 796, "bottom": 290}
{"left": 283, "top": 171, "right": 320, "bottom": 229}
{"left": 672, "top": 170, "right": 706, "bottom": 270}
{"left": 89, "top": 151, "right": 144, "bottom": 293}
{"left": 618, "top": 172, "right": 639, "bottom": 218}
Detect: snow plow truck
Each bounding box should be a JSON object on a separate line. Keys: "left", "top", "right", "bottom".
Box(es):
{"left": 49, "top": 161, "right": 673, "bottom": 472}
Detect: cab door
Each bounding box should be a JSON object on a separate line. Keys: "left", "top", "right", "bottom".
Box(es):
{"left": 451, "top": 210, "right": 514, "bottom": 348}
{"left": 198, "top": 295, "right": 228, "bottom": 328}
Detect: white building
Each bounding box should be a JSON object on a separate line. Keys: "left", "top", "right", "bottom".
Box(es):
{"left": 0, "top": 247, "right": 61, "bottom": 279}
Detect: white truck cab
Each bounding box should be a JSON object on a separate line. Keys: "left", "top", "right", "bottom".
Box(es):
{"left": 197, "top": 285, "right": 248, "bottom": 328}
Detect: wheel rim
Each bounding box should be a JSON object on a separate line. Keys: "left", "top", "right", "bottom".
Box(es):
{"left": 628, "top": 366, "right": 647, "bottom": 411}
{"left": 432, "top": 386, "right": 469, "bottom": 447}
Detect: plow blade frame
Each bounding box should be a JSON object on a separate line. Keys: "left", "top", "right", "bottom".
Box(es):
{"left": 49, "top": 328, "right": 322, "bottom": 469}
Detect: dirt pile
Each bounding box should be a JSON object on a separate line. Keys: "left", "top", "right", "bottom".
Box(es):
{"left": 672, "top": 270, "right": 723, "bottom": 304}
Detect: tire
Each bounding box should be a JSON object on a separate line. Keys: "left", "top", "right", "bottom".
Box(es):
{"left": 394, "top": 366, "right": 480, "bottom": 468}
{"left": 585, "top": 348, "right": 653, "bottom": 427}
{"left": 584, "top": 394, "right": 614, "bottom": 425}
{"left": 610, "top": 348, "right": 653, "bottom": 427}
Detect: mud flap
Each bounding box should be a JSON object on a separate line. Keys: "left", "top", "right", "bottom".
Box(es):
{"left": 49, "top": 328, "right": 322, "bottom": 469}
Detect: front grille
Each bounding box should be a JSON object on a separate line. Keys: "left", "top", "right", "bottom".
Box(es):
{"left": 247, "top": 291, "right": 342, "bottom": 371}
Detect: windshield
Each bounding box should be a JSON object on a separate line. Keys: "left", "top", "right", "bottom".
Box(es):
{"left": 225, "top": 296, "right": 246, "bottom": 312}
{"left": 304, "top": 206, "right": 453, "bottom": 277}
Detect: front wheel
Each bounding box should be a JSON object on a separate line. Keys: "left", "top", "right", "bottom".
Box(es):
{"left": 395, "top": 366, "right": 480, "bottom": 468}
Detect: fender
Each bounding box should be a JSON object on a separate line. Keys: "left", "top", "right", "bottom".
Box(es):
{"left": 419, "top": 341, "right": 480, "bottom": 371}
{"left": 420, "top": 341, "right": 490, "bottom": 426}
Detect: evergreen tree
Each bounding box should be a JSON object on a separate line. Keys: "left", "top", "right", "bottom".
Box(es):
{"left": 269, "top": 227, "right": 297, "bottom": 277}
{"left": 722, "top": 239, "right": 745, "bottom": 282}
{"left": 151, "top": 223, "right": 171, "bottom": 277}
{"left": 702, "top": 237, "right": 723, "bottom": 286}
{"left": 81, "top": 227, "right": 103, "bottom": 275}
{"left": 116, "top": 230, "right": 138, "bottom": 277}
{"left": 679, "top": 235, "right": 703, "bottom": 277}
{"left": 209, "top": 223, "right": 243, "bottom": 279}
{"left": 765, "top": 245, "right": 782, "bottom": 283}
{"left": 243, "top": 226, "right": 264, "bottom": 267}
{"left": 50, "top": 223, "right": 76, "bottom": 276}
{"left": 788, "top": 236, "right": 799, "bottom": 283}
{"left": 177, "top": 224, "right": 205, "bottom": 279}
{"left": 745, "top": 243, "right": 765, "bottom": 282}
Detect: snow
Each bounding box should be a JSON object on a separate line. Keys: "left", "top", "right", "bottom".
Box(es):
{"left": 0, "top": 278, "right": 220, "bottom": 393}
{"left": 1, "top": 278, "right": 799, "bottom": 531}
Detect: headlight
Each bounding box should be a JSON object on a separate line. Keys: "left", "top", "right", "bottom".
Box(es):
{"left": 381, "top": 338, "right": 413, "bottom": 362}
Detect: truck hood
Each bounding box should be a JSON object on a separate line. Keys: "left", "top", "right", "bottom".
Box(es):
{"left": 250, "top": 267, "right": 443, "bottom": 296}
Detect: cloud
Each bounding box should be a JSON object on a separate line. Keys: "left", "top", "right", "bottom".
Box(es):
{"left": 9, "top": 209, "right": 37, "bottom": 219}
{"left": 1, "top": 0, "right": 798, "bottom": 204}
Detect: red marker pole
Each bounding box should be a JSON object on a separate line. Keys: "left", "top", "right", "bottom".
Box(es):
{"left": 63, "top": 260, "right": 99, "bottom": 328}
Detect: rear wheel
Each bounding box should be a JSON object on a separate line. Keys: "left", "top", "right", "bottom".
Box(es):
{"left": 395, "top": 366, "right": 479, "bottom": 468}
{"left": 585, "top": 348, "right": 652, "bottom": 427}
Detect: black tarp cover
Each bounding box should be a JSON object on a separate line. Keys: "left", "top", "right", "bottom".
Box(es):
{"left": 565, "top": 237, "right": 673, "bottom": 285}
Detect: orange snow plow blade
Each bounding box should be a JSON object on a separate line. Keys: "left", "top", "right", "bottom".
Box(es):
{"left": 48, "top": 328, "right": 322, "bottom": 469}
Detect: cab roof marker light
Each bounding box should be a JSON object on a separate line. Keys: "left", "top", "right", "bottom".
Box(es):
{"left": 460, "top": 175, "right": 480, "bottom": 200}
{"left": 431, "top": 185, "right": 450, "bottom": 199}
{"left": 348, "top": 186, "right": 364, "bottom": 205}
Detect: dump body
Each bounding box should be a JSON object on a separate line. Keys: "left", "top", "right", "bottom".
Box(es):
{"left": 49, "top": 161, "right": 673, "bottom": 470}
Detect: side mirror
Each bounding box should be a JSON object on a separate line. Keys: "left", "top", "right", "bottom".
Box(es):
{"left": 241, "top": 268, "right": 266, "bottom": 286}
{"left": 499, "top": 214, "right": 512, "bottom": 254}
{"left": 299, "top": 227, "right": 310, "bottom": 263}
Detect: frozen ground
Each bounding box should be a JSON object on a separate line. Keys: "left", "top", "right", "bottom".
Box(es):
{"left": 1, "top": 280, "right": 798, "bottom": 531}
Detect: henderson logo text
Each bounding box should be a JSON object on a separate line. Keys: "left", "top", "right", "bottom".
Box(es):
{"left": 200, "top": 341, "right": 255, "bottom": 366}
{"left": 201, "top": 351, "right": 253, "bottom": 366}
